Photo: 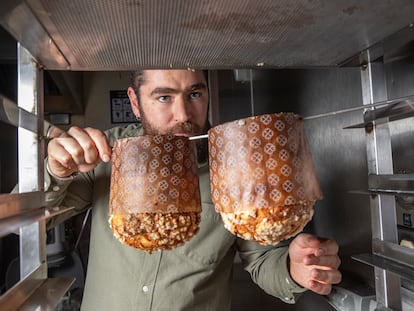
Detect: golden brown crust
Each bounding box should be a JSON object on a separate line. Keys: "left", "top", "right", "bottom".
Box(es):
{"left": 109, "top": 212, "right": 201, "bottom": 253}
{"left": 219, "top": 203, "right": 314, "bottom": 245}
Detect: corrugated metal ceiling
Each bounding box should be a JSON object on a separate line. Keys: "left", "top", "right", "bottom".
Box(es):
{"left": 1, "top": 0, "right": 414, "bottom": 70}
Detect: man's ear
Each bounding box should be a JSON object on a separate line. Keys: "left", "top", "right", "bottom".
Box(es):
{"left": 127, "top": 87, "right": 141, "bottom": 118}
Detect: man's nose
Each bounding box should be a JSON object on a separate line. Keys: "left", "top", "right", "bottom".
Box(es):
{"left": 173, "top": 96, "right": 191, "bottom": 122}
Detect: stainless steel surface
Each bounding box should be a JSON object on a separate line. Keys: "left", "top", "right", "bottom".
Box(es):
{"left": 0, "top": 2, "right": 413, "bottom": 306}
{"left": 220, "top": 55, "right": 414, "bottom": 310}
{"left": 0, "top": 276, "right": 75, "bottom": 311}
{"left": 364, "top": 99, "right": 414, "bottom": 124}
{"left": 344, "top": 97, "right": 414, "bottom": 129}
{"left": 216, "top": 67, "right": 371, "bottom": 310}
{"left": 352, "top": 253, "right": 414, "bottom": 282}
{"left": 17, "top": 43, "right": 44, "bottom": 194}
{"left": 0, "top": 44, "right": 75, "bottom": 311}
{"left": 0, "top": 95, "right": 54, "bottom": 138}
{"left": 0, "top": 267, "right": 45, "bottom": 311}
{"left": 326, "top": 285, "right": 375, "bottom": 311}
{"left": 188, "top": 134, "right": 209, "bottom": 141}
{"left": 368, "top": 174, "right": 414, "bottom": 196}
{"left": 18, "top": 278, "right": 75, "bottom": 311}
{"left": 372, "top": 238, "right": 414, "bottom": 270}
{"left": 0, "top": 191, "right": 43, "bottom": 219}
{"left": 17, "top": 44, "right": 46, "bottom": 282}
{"left": 0, "top": 0, "right": 68, "bottom": 69}
{"left": 0, "top": 206, "right": 75, "bottom": 238}
{"left": 0, "top": 209, "right": 44, "bottom": 239}
{"left": 0, "top": 0, "right": 413, "bottom": 70}
{"left": 360, "top": 51, "right": 402, "bottom": 310}
{"left": 0, "top": 187, "right": 76, "bottom": 237}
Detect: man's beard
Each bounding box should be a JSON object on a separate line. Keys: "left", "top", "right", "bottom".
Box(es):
{"left": 138, "top": 106, "right": 210, "bottom": 164}
{"left": 138, "top": 106, "right": 202, "bottom": 136}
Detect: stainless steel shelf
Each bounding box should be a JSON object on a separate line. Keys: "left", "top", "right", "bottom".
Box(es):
{"left": 0, "top": 277, "right": 75, "bottom": 311}
{"left": 2, "top": 0, "right": 414, "bottom": 70}
{"left": 353, "top": 253, "right": 414, "bottom": 282}
{"left": 368, "top": 174, "right": 414, "bottom": 196}
{"left": 0, "top": 192, "right": 44, "bottom": 220}
{"left": 0, "top": 204, "right": 75, "bottom": 238}
{"left": 372, "top": 239, "right": 414, "bottom": 270}
{"left": 344, "top": 96, "right": 414, "bottom": 129}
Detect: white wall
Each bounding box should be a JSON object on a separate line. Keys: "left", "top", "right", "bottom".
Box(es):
{"left": 75, "top": 71, "right": 131, "bottom": 130}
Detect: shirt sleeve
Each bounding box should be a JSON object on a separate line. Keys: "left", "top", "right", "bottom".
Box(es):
{"left": 44, "top": 158, "right": 94, "bottom": 228}
{"left": 236, "top": 238, "right": 307, "bottom": 304}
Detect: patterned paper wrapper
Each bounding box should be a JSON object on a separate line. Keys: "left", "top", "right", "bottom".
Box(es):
{"left": 208, "top": 113, "right": 323, "bottom": 213}
{"left": 109, "top": 134, "right": 201, "bottom": 215}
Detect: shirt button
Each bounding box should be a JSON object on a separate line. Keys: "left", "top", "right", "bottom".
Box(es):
{"left": 142, "top": 285, "right": 149, "bottom": 293}
{"left": 52, "top": 186, "right": 60, "bottom": 192}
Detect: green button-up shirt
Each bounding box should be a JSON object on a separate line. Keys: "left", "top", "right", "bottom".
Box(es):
{"left": 45, "top": 124, "right": 306, "bottom": 311}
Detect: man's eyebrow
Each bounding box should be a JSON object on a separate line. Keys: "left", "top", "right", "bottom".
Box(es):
{"left": 150, "top": 87, "right": 177, "bottom": 96}
{"left": 189, "top": 83, "right": 207, "bottom": 91}
{"left": 150, "top": 83, "right": 207, "bottom": 96}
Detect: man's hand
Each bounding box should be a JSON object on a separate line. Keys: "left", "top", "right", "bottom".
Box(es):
{"left": 47, "top": 126, "right": 112, "bottom": 178}
{"left": 288, "top": 233, "right": 342, "bottom": 295}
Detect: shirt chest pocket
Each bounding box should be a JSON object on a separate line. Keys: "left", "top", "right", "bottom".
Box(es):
{"left": 177, "top": 203, "right": 235, "bottom": 266}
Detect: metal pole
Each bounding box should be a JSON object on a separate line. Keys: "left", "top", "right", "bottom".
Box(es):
{"left": 360, "top": 51, "right": 402, "bottom": 310}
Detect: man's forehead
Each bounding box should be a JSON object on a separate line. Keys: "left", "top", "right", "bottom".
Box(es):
{"left": 142, "top": 69, "right": 206, "bottom": 87}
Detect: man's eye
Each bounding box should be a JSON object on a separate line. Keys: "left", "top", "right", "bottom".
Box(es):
{"left": 158, "top": 96, "right": 170, "bottom": 103}
{"left": 190, "top": 92, "right": 201, "bottom": 99}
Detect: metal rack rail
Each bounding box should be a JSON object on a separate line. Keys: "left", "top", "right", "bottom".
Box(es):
{"left": 0, "top": 44, "right": 74, "bottom": 311}
{"left": 347, "top": 50, "right": 414, "bottom": 310}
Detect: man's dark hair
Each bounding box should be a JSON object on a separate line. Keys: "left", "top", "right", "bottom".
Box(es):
{"left": 129, "top": 70, "right": 208, "bottom": 99}
{"left": 129, "top": 70, "right": 145, "bottom": 100}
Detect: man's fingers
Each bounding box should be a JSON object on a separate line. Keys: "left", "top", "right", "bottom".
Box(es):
{"left": 67, "top": 127, "right": 100, "bottom": 164}
{"left": 311, "top": 267, "right": 342, "bottom": 284}
{"left": 49, "top": 142, "right": 76, "bottom": 170}
{"left": 289, "top": 234, "right": 342, "bottom": 296}
{"left": 306, "top": 280, "right": 333, "bottom": 296}
{"left": 304, "top": 269, "right": 342, "bottom": 295}
{"left": 300, "top": 235, "right": 339, "bottom": 257}
{"left": 293, "top": 233, "right": 319, "bottom": 248}
{"left": 47, "top": 126, "right": 110, "bottom": 178}
{"left": 290, "top": 234, "right": 339, "bottom": 262}
{"left": 319, "top": 239, "right": 339, "bottom": 256}
{"left": 304, "top": 254, "right": 341, "bottom": 269}
{"left": 84, "top": 127, "right": 112, "bottom": 162}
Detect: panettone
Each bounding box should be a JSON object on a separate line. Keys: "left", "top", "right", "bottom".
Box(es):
{"left": 208, "top": 113, "right": 322, "bottom": 245}
{"left": 109, "top": 134, "right": 201, "bottom": 253}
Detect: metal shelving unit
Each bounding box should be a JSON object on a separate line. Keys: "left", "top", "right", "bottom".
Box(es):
{"left": 0, "top": 45, "right": 74, "bottom": 311}
{"left": 1, "top": 1, "right": 414, "bottom": 310}
{"left": 349, "top": 51, "right": 414, "bottom": 310}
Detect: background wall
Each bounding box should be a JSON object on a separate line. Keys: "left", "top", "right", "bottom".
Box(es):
{"left": 70, "top": 71, "right": 131, "bottom": 130}
{"left": 216, "top": 68, "right": 372, "bottom": 310}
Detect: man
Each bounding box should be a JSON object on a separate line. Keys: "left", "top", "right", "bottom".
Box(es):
{"left": 46, "top": 69, "right": 341, "bottom": 310}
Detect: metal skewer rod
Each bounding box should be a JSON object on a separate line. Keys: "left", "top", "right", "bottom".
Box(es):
{"left": 189, "top": 134, "right": 209, "bottom": 140}
{"left": 303, "top": 95, "right": 414, "bottom": 120}
{"left": 2, "top": 94, "right": 412, "bottom": 141}
{"left": 187, "top": 96, "right": 414, "bottom": 141}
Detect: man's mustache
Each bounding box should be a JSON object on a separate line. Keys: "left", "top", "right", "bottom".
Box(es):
{"left": 169, "top": 122, "right": 201, "bottom": 135}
